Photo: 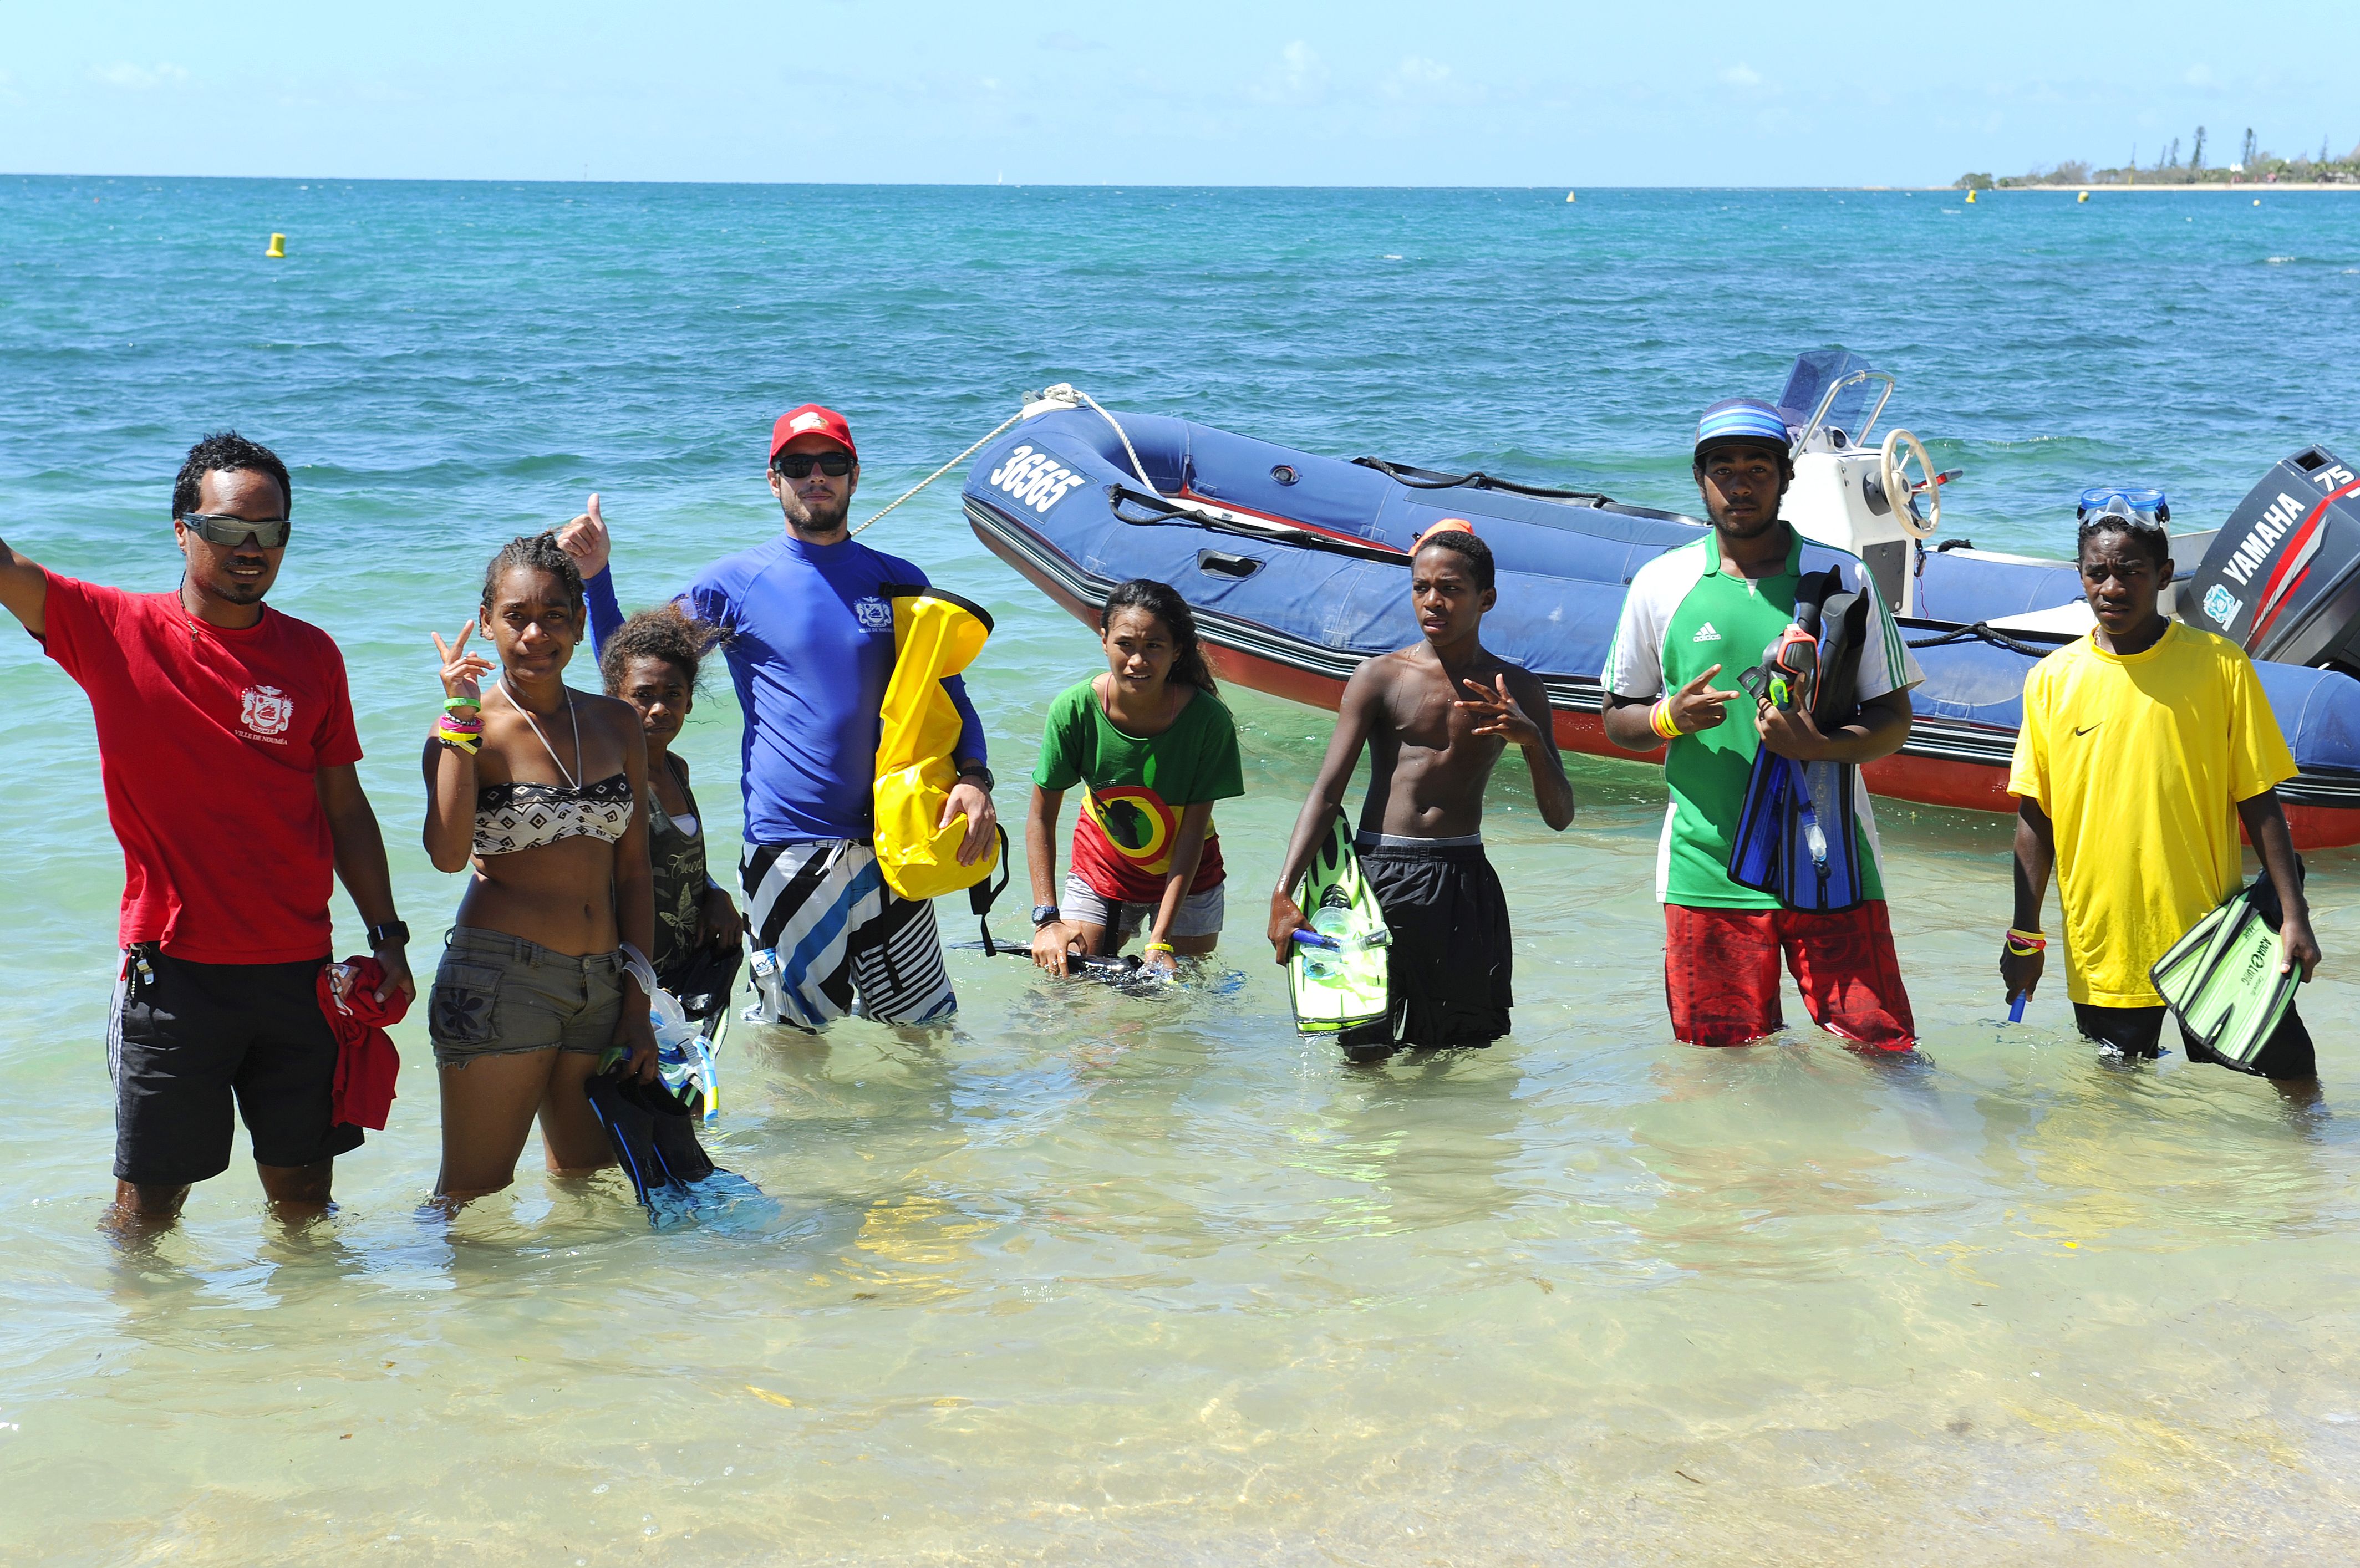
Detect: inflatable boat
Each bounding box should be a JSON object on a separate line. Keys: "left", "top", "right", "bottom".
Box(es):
{"left": 959, "top": 354, "right": 2360, "bottom": 847}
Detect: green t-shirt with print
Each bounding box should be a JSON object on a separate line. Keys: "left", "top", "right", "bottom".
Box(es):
{"left": 1600, "top": 532, "right": 1921, "bottom": 909}
{"left": 1033, "top": 679, "right": 1245, "bottom": 904}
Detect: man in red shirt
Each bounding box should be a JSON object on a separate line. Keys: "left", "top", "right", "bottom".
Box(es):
{"left": 0, "top": 432, "right": 415, "bottom": 1232}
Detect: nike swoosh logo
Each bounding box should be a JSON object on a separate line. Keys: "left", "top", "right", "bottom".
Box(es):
{"left": 2073, "top": 724, "right": 2100, "bottom": 736}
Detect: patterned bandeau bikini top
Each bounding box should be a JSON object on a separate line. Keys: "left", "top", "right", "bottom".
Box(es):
{"left": 473, "top": 772, "right": 633, "bottom": 857}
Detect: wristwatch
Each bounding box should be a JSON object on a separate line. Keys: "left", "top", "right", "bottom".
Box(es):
{"left": 1032, "top": 904, "right": 1061, "bottom": 929}
{"left": 367, "top": 920, "right": 411, "bottom": 949}
{"left": 957, "top": 763, "right": 996, "bottom": 792}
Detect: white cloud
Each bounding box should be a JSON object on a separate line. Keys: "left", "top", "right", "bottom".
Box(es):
{"left": 2184, "top": 63, "right": 2215, "bottom": 87}
{"left": 90, "top": 63, "right": 189, "bottom": 91}
{"left": 1381, "top": 55, "right": 1484, "bottom": 106}
{"left": 1718, "top": 64, "right": 1763, "bottom": 88}
{"left": 1247, "top": 40, "right": 1329, "bottom": 105}
{"left": 1282, "top": 40, "right": 1324, "bottom": 92}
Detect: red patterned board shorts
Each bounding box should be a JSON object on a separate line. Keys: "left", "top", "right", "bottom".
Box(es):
{"left": 1664, "top": 900, "right": 1916, "bottom": 1051}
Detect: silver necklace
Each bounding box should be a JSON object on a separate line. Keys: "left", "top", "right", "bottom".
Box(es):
{"left": 500, "top": 678, "right": 581, "bottom": 791}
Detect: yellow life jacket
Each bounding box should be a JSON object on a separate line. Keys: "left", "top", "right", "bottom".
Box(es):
{"left": 872, "top": 584, "right": 1000, "bottom": 900}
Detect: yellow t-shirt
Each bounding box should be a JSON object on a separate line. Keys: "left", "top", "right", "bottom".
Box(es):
{"left": 2007, "top": 623, "right": 2296, "bottom": 1006}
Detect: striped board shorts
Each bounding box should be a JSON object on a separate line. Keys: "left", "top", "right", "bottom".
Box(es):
{"left": 740, "top": 839, "right": 956, "bottom": 1030}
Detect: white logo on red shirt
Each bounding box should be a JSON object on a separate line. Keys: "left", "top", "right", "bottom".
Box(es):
{"left": 241, "top": 684, "right": 294, "bottom": 741}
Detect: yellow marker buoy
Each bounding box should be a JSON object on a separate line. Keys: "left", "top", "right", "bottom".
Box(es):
{"left": 2253, "top": 198, "right": 2262, "bottom": 206}
{"left": 1965, "top": 189, "right": 1977, "bottom": 203}
{"left": 2077, "top": 190, "right": 2089, "bottom": 203}
{"left": 1565, "top": 191, "right": 1576, "bottom": 203}
{"left": 265, "top": 232, "right": 286, "bottom": 258}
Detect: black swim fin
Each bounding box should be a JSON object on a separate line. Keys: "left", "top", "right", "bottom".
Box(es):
{"left": 619, "top": 1076, "right": 718, "bottom": 1185}
{"left": 583, "top": 1070, "right": 672, "bottom": 1208}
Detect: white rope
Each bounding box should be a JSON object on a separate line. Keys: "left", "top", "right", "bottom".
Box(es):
{"left": 1061, "top": 385, "right": 1158, "bottom": 495}
{"left": 848, "top": 411, "right": 1025, "bottom": 538}
{"left": 844, "top": 383, "right": 1154, "bottom": 539}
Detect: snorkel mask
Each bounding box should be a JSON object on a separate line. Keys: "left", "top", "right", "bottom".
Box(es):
{"left": 2075, "top": 486, "right": 2172, "bottom": 565}
{"left": 1738, "top": 600, "right": 1823, "bottom": 713}
{"left": 2077, "top": 486, "right": 2171, "bottom": 529}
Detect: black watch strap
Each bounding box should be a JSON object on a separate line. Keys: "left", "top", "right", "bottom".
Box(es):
{"left": 1032, "top": 904, "right": 1061, "bottom": 929}
{"left": 367, "top": 920, "right": 411, "bottom": 948}
{"left": 957, "top": 763, "right": 996, "bottom": 792}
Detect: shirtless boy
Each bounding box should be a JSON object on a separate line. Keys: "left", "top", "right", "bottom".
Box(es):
{"left": 1267, "top": 525, "right": 1575, "bottom": 1058}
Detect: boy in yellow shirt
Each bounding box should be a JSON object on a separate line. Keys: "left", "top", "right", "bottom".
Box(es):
{"left": 2001, "top": 494, "right": 2322, "bottom": 1080}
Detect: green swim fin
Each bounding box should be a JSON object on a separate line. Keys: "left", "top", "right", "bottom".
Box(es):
{"left": 1287, "top": 812, "right": 1390, "bottom": 1037}
{"left": 2149, "top": 901, "right": 2230, "bottom": 1008}
{"left": 2149, "top": 885, "right": 2300, "bottom": 1066}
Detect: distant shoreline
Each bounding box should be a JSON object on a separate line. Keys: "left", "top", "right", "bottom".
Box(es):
{"left": 1931, "top": 182, "right": 2359, "bottom": 195}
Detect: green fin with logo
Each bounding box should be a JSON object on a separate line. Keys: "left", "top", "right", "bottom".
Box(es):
{"left": 2150, "top": 885, "right": 2300, "bottom": 1065}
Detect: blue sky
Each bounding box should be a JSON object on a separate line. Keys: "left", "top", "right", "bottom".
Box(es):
{"left": 5, "top": 1, "right": 2356, "bottom": 186}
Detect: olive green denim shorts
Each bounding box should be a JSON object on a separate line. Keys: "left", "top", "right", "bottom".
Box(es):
{"left": 428, "top": 926, "right": 624, "bottom": 1067}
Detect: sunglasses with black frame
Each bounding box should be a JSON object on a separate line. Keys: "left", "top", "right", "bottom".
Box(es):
{"left": 177, "top": 512, "right": 292, "bottom": 548}
{"left": 773, "top": 451, "right": 854, "bottom": 480}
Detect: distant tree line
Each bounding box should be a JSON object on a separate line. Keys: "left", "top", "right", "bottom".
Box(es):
{"left": 1956, "top": 128, "right": 2359, "bottom": 189}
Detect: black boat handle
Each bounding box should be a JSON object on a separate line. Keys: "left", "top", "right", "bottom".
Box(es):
{"left": 1197, "top": 549, "right": 1263, "bottom": 580}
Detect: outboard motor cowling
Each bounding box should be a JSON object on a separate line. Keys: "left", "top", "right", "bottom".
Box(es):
{"left": 2185, "top": 447, "right": 2360, "bottom": 669}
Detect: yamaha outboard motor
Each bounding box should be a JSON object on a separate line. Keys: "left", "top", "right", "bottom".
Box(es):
{"left": 2185, "top": 447, "right": 2360, "bottom": 669}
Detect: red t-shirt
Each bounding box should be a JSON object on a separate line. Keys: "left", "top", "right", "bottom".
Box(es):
{"left": 38, "top": 574, "right": 364, "bottom": 964}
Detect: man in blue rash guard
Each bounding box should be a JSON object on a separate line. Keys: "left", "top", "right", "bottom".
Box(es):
{"left": 561, "top": 404, "right": 996, "bottom": 1029}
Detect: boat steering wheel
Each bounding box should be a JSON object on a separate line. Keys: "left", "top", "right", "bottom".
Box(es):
{"left": 1879, "top": 429, "right": 1940, "bottom": 540}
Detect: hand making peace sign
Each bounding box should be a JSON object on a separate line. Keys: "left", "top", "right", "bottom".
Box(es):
{"left": 431, "top": 618, "right": 496, "bottom": 704}
{"left": 1457, "top": 674, "right": 1544, "bottom": 746}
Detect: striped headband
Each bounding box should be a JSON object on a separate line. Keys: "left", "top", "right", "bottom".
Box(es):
{"left": 1694, "top": 398, "right": 1792, "bottom": 456}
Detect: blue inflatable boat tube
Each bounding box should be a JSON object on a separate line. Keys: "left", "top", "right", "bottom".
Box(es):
{"left": 962, "top": 405, "right": 2360, "bottom": 846}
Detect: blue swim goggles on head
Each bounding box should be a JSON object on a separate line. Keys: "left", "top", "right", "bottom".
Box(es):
{"left": 2077, "top": 486, "right": 2171, "bottom": 526}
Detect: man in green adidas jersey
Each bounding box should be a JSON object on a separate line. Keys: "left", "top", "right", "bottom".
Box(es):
{"left": 1600, "top": 397, "right": 1922, "bottom": 1049}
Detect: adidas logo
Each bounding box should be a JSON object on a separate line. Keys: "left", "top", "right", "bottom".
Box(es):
{"left": 1692, "top": 622, "right": 1722, "bottom": 642}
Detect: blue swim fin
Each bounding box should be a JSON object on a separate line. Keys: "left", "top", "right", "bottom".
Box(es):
{"left": 1727, "top": 752, "right": 1865, "bottom": 913}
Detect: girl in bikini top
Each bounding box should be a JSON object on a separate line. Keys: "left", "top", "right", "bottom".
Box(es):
{"left": 421, "top": 528, "right": 660, "bottom": 1206}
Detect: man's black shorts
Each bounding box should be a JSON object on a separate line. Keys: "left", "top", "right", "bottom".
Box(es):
{"left": 107, "top": 948, "right": 363, "bottom": 1186}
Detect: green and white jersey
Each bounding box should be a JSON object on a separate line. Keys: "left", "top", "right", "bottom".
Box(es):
{"left": 1600, "top": 532, "right": 1922, "bottom": 909}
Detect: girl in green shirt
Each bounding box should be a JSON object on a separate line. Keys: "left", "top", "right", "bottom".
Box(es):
{"left": 1026, "top": 579, "right": 1245, "bottom": 976}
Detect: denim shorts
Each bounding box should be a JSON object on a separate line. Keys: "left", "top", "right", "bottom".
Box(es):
{"left": 429, "top": 926, "right": 625, "bottom": 1067}
{"left": 1061, "top": 872, "right": 1225, "bottom": 946}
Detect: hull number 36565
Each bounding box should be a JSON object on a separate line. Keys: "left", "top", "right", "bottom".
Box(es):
{"left": 989, "top": 445, "right": 1091, "bottom": 515}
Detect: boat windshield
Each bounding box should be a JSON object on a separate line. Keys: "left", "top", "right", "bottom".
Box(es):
{"left": 1778, "top": 348, "right": 1889, "bottom": 450}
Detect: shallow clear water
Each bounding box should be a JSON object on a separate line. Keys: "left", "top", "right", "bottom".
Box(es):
{"left": 4, "top": 179, "right": 2360, "bottom": 1562}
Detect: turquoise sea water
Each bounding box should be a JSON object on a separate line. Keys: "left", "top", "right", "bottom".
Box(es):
{"left": 6, "top": 178, "right": 2360, "bottom": 1562}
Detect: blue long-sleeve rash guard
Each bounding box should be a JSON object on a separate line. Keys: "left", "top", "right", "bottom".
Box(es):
{"left": 585, "top": 534, "right": 987, "bottom": 845}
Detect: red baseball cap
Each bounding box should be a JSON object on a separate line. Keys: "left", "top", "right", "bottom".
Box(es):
{"left": 769, "top": 404, "right": 857, "bottom": 464}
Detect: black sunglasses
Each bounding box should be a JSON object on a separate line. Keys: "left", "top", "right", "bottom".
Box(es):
{"left": 178, "top": 512, "right": 291, "bottom": 548}
{"left": 774, "top": 451, "right": 853, "bottom": 479}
